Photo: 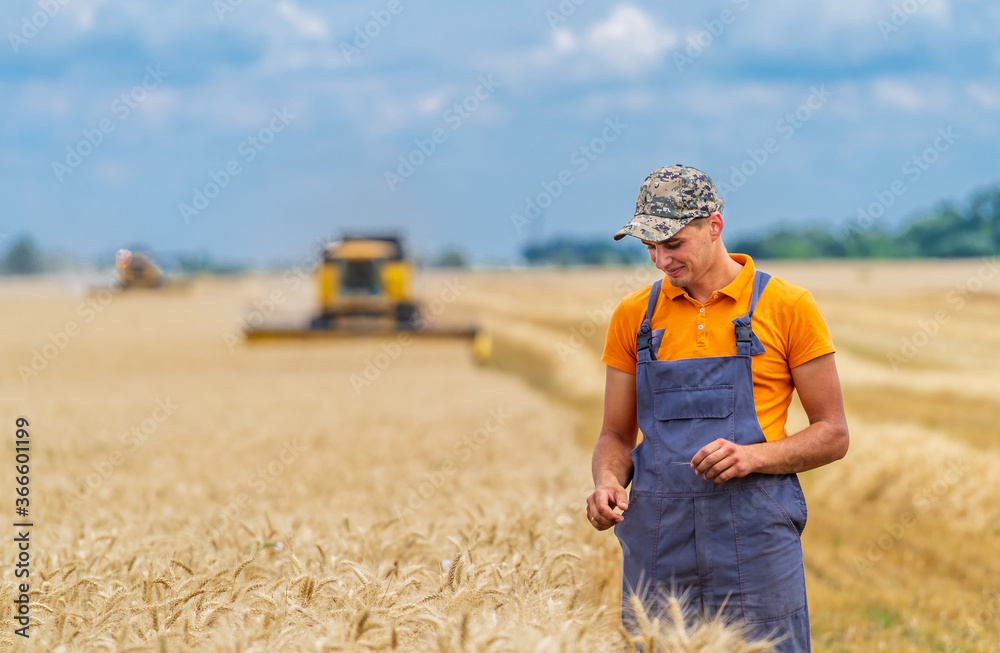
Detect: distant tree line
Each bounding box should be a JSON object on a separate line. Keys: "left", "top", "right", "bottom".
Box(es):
{"left": 522, "top": 236, "right": 648, "bottom": 266}
{"left": 519, "top": 185, "right": 1000, "bottom": 265}
{"left": 0, "top": 236, "right": 247, "bottom": 276}
{"left": 730, "top": 185, "right": 1000, "bottom": 260}
{"left": 7, "top": 184, "right": 999, "bottom": 272}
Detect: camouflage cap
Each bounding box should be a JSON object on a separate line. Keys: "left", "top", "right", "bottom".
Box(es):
{"left": 613, "top": 165, "right": 723, "bottom": 242}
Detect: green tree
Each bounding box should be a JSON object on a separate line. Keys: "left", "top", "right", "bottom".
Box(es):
{"left": 434, "top": 247, "right": 468, "bottom": 268}
{"left": 0, "top": 236, "right": 44, "bottom": 275}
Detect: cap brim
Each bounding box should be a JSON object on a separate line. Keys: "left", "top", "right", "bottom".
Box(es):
{"left": 613, "top": 216, "right": 691, "bottom": 243}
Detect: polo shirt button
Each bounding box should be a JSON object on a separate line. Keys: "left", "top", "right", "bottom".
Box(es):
{"left": 699, "top": 307, "right": 705, "bottom": 313}
{"left": 697, "top": 324, "right": 704, "bottom": 331}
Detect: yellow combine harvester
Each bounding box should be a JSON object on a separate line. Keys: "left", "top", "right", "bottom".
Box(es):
{"left": 246, "top": 235, "right": 491, "bottom": 361}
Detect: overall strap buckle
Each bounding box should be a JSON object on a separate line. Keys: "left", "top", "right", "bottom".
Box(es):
{"left": 734, "top": 325, "right": 753, "bottom": 344}
{"left": 637, "top": 324, "right": 652, "bottom": 352}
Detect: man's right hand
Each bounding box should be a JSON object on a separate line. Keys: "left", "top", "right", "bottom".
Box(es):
{"left": 586, "top": 484, "right": 629, "bottom": 530}
{"left": 588, "top": 367, "right": 639, "bottom": 531}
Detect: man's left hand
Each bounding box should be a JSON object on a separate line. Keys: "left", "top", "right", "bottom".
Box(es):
{"left": 691, "top": 438, "right": 760, "bottom": 484}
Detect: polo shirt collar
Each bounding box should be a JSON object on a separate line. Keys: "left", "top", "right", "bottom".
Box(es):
{"left": 661, "top": 253, "right": 756, "bottom": 302}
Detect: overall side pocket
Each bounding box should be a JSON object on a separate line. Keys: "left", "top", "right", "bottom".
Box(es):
{"left": 732, "top": 484, "right": 807, "bottom": 624}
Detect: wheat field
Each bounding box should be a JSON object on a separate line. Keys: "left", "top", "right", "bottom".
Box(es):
{"left": 1, "top": 258, "right": 998, "bottom": 651}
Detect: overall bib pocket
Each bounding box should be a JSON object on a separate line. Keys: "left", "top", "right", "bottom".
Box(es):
{"left": 652, "top": 384, "right": 735, "bottom": 443}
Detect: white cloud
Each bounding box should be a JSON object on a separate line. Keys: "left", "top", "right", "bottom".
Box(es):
{"left": 275, "top": 1, "right": 330, "bottom": 40}
{"left": 871, "top": 79, "right": 925, "bottom": 112}
{"left": 552, "top": 28, "right": 576, "bottom": 54}
{"left": 821, "top": 0, "right": 952, "bottom": 27}
{"left": 917, "top": 0, "right": 951, "bottom": 23}
{"left": 17, "top": 81, "right": 74, "bottom": 120}
{"left": 725, "top": 0, "right": 952, "bottom": 62}
{"left": 257, "top": 46, "right": 347, "bottom": 73}
{"left": 414, "top": 93, "right": 447, "bottom": 116}
{"left": 95, "top": 161, "right": 128, "bottom": 184}
{"left": 138, "top": 81, "right": 289, "bottom": 130}
{"left": 563, "top": 81, "right": 818, "bottom": 131}
{"left": 586, "top": 4, "right": 677, "bottom": 67}
{"left": 136, "top": 88, "right": 182, "bottom": 127}
{"left": 868, "top": 78, "right": 960, "bottom": 117}
{"left": 526, "top": 4, "right": 677, "bottom": 78}
{"left": 825, "top": 82, "right": 868, "bottom": 122}
{"left": 819, "top": 0, "right": 884, "bottom": 26}
{"left": 966, "top": 83, "right": 1000, "bottom": 111}
{"left": 255, "top": 4, "right": 348, "bottom": 73}
{"left": 306, "top": 79, "right": 412, "bottom": 136}
{"left": 72, "top": 0, "right": 109, "bottom": 32}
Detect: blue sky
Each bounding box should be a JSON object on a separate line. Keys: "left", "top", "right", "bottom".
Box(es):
{"left": 3, "top": 0, "right": 998, "bottom": 265}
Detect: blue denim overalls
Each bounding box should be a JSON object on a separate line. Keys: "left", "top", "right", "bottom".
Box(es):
{"left": 615, "top": 272, "right": 811, "bottom": 652}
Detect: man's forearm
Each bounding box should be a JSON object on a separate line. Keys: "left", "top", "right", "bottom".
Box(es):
{"left": 592, "top": 431, "right": 636, "bottom": 488}
{"left": 750, "top": 419, "right": 849, "bottom": 475}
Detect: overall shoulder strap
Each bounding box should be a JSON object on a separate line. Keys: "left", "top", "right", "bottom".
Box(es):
{"left": 747, "top": 271, "right": 772, "bottom": 316}
{"left": 636, "top": 279, "right": 662, "bottom": 354}
{"left": 733, "top": 271, "right": 771, "bottom": 356}
{"left": 644, "top": 279, "right": 663, "bottom": 321}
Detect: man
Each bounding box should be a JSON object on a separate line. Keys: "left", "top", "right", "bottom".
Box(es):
{"left": 586, "top": 165, "right": 848, "bottom": 651}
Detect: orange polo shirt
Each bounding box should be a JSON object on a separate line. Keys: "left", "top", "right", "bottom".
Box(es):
{"left": 601, "top": 254, "right": 835, "bottom": 442}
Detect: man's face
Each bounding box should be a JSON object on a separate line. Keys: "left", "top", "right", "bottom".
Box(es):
{"left": 641, "top": 219, "right": 712, "bottom": 288}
